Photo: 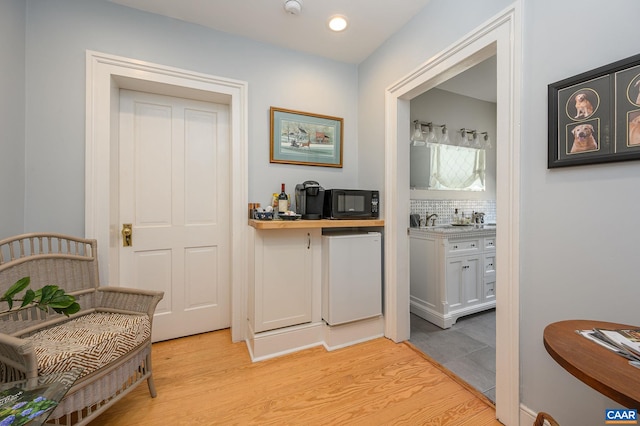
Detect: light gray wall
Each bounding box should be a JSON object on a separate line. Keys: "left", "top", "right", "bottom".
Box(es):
{"left": 20, "top": 0, "right": 358, "bottom": 236}
{"left": 7, "top": 0, "right": 640, "bottom": 422}
{"left": 520, "top": 0, "right": 640, "bottom": 422}
{"left": 0, "top": 0, "right": 26, "bottom": 238}
{"left": 359, "top": 0, "right": 640, "bottom": 423}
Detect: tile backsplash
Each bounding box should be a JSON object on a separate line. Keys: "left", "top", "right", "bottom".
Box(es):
{"left": 410, "top": 199, "right": 496, "bottom": 225}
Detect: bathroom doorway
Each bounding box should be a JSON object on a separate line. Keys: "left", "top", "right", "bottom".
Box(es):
{"left": 383, "top": 6, "right": 521, "bottom": 424}
{"left": 408, "top": 56, "right": 498, "bottom": 401}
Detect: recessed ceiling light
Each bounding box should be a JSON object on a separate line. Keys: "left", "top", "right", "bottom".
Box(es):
{"left": 328, "top": 15, "right": 348, "bottom": 32}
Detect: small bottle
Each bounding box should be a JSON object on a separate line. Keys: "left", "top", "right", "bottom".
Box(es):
{"left": 454, "top": 208, "right": 459, "bottom": 224}
{"left": 278, "top": 183, "right": 288, "bottom": 214}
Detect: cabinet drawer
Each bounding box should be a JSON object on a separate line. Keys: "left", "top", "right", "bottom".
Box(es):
{"left": 448, "top": 238, "right": 481, "bottom": 254}
{"left": 484, "top": 279, "right": 496, "bottom": 301}
{"left": 484, "top": 254, "right": 496, "bottom": 275}
{"left": 484, "top": 237, "right": 496, "bottom": 250}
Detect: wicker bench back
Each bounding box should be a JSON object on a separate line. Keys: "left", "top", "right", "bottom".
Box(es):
{"left": 0, "top": 233, "right": 99, "bottom": 336}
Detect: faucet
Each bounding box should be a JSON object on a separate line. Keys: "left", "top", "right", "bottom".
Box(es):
{"left": 425, "top": 213, "right": 438, "bottom": 227}
{"left": 472, "top": 212, "right": 485, "bottom": 225}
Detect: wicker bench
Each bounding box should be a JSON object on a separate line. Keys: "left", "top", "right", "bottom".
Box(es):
{"left": 0, "top": 233, "right": 164, "bottom": 425}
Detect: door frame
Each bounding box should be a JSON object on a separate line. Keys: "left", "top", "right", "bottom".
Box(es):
{"left": 384, "top": 3, "right": 521, "bottom": 425}
{"left": 84, "top": 50, "right": 248, "bottom": 343}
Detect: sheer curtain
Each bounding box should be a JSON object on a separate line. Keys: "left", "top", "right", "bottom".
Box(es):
{"left": 428, "top": 144, "right": 485, "bottom": 191}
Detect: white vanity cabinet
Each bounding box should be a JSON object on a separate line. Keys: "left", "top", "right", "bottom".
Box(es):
{"left": 248, "top": 228, "right": 320, "bottom": 333}
{"left": 410, "top": 227, "right": 496, "bottom": 329}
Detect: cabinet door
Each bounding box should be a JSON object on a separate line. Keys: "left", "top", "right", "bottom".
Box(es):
{"left": 445, "top": 258, "right": 464, "bottom": 311}
{"left": 446, "top": 255, "right": 482, "bottom": 310}
{"left": 254, "top": 229, "right": 313, "bottom": 332}
{"left": 463, "top": 256, "right": 482, "bottom": 306}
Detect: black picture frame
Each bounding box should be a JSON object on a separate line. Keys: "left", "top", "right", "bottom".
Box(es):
{"left": 548, "top": 53, "right": 640, "bottom": 168}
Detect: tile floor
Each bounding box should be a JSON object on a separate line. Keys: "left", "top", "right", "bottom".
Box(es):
{"left": 409, "top": 309, "right": 496, "bottom": 402}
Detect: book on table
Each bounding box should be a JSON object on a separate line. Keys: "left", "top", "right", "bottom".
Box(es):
{"left": 577, "top": 327, "right": 640, "bottom": 361}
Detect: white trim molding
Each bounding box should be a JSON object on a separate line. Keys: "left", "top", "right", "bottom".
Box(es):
{"left": 384, "top": 3, "right": 521, "bottom": 425}
{"left": 85, "top": 51, "right": 249, "bottom": 343}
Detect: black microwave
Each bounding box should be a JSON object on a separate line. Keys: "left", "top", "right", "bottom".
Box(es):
{"left": 323, "top": 189, "right": 379, "bottom": 219}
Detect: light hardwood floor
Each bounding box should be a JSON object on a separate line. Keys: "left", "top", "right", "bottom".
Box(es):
{"left": 90, "top": 330, "right": 501, "bottom": 425}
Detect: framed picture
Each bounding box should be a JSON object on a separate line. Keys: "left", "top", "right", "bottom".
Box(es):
{"left": 548, "top": 53, "right": 640, "bottom": 168}
{"left": 270, "top": 107, "right": 343, "bottom": 168}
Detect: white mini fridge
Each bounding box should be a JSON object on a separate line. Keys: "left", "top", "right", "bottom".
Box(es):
{"left": 322, "top": 231, "right": 382, "bottom": 325}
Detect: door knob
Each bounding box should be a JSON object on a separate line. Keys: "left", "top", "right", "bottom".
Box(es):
{"left": 122, "top": 223, "right": 132, "bottom": 247}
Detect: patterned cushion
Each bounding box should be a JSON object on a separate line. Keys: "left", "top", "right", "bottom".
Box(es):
{"left": 26, "top": 312, "right": 150, "bottom": 378}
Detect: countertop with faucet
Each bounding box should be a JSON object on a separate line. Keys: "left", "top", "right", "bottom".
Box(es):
{"left": 409, "top": 223, "right": 496, "bottom": 238}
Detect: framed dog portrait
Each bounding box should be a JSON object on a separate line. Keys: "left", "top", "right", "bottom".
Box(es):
{"left": 270, "top": 107, "right": 343, "bottom": 168}
{"left": 548, "top": 53, "right": 640, "bottom": 168}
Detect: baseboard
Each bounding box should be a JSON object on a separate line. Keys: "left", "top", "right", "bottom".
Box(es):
{"left": 245, "top": 316, "right": 385, "bottom": 361}
{"left": 322, "top": 315, "right": 385, "bottom": 351}
{"left": 519, "top": 403, "right": 537, "bottom": 425}
{"left": 246, "top": 321, "right": 323, "bottom": 362}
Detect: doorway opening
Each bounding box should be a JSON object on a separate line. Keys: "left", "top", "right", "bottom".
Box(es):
{"left": 383, "top": 5, "right": 521, "bottom": 424}
{"left": 408, "top": 56, "right": 498, "bottom": 401}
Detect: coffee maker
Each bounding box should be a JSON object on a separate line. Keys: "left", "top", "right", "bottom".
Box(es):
{"left": 295, "top": 181, "right": 325, "bottom": 219}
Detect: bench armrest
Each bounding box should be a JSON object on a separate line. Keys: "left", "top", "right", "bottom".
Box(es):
{"left": 0, "top": 333, "right": 38, "bottom": 379}
{"left": 97, "top": 287, "right": 164, "bottom": 318}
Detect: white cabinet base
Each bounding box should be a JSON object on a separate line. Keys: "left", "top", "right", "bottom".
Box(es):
{"left": 246, "top": 321, "right": 324, "bottom": 362}
{"left": 246, "top": 224, "right": 385, "bottom": 362}
{"left": 323, "top": 316, "right": 384, "bottom": 351}
{"left": 410, "top": 297, "right": 495, "bottom": 329}
{"left": 245, "top": 316, "right": 385, "bottom": 362}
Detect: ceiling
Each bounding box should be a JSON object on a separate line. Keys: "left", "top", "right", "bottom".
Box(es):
{"left": 109, "top": 0, "right": 431, "bottom": 64}
{"left": 109, "top": 0, "right": 496, "bottom": 103}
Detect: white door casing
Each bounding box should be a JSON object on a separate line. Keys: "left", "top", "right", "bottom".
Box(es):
{"left": 384, "top": 3, "right": 521, "bottom": 425}
{"left": 85, "top": 51, "right": 248, "bottom": 343}
{"left": 119, "top": 90, "right": 230, "bottom": 341}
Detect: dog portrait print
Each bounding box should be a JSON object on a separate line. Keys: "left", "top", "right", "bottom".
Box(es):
{"left": 629, "top": 113, "right": 640, "bottom": 146}
{"left": 570, "top": 123, "right": 598, "bottom": 153}
{"left": 573, "top": 92, "right": 595, "bottom": 119}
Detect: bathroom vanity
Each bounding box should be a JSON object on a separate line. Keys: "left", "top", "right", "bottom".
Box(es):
{"left": 409, "top": 225, "right": 496, "bottom": 329}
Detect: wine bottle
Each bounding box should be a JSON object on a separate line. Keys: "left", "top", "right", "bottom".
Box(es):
{"left": 278, "top": 183, "right": 288, "bottom": 214}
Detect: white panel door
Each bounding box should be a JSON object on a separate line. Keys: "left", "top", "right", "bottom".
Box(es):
{"left": 119, "top": 90, "right": 230, "bottom": 342}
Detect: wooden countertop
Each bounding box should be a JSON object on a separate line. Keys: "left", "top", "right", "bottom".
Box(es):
{"left": 249, "top": 219, "right": 384, "bottom": 230}
{"left": 543, "top": 319, "right": 640, "bottom": 408}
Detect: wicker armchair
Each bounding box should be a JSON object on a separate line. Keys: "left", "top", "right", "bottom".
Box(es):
{"left": 0, "top": 233, "right": 163, "bottom": 425}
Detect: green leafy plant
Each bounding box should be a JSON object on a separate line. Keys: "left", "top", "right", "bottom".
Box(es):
{"left": 1, "top": 277, "right": 80, "bottom": 317}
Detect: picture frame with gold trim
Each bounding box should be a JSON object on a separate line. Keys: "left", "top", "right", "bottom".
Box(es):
{"left": 270, "top": 107, "right": 343, "bottom": 168}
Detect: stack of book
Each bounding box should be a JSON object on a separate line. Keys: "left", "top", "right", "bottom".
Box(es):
{"left": 578, "top": 327, "right": 640, "bottom": 364}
